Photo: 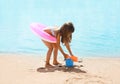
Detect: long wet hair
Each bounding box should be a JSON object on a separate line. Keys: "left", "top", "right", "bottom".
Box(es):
{"left": 59, "top": 22, "right": 74, "bottom": 45}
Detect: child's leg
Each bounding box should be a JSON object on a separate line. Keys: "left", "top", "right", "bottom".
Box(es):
{"left": 42, "top": 40, "right": 54, "bottom": 67}
{"left": 45, "top": 47, "right": 53, "bottom": 67}
{"left": 52, "top": 44, "right": 59, "bottom": 65}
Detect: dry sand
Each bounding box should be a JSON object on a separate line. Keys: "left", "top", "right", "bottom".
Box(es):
{"left": 0, "top": 53, "right": 120, "bottom": 84}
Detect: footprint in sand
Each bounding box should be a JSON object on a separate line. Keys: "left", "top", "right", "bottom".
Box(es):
{"left": 65, "top": 74, "right": 112, "bottom": 84}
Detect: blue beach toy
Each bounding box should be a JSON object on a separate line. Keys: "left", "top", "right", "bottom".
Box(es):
{"left": 65, "top": 58, "right": 74, "bottom": 67}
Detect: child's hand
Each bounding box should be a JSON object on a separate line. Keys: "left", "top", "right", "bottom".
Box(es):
{"left": 71, "top": 55, "right": 78, "bottom": 62}
{"left": 64, "top": 53, "right": 70, "bottom": 59}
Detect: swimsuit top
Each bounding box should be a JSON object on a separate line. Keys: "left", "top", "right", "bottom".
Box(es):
{"left": 50, "top": 29, "right": 56, "bottom": 37}
{"left": 44, "top": 26, "right": 57, "bottom": 37}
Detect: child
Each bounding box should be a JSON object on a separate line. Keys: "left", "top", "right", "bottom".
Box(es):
{"left": 41, "top": 22, "right": 75, "bottom": 68}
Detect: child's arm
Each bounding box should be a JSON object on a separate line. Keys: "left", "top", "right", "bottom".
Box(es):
{"left": 56, "top": 34, "right": 68, "bottom": 58}
{"left": 65, "top": 43, "right": 73, "bottom": 56}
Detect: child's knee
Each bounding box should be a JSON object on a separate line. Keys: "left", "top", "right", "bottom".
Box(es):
{"left": 52, "top": 44, "right": 58, "bottom": 49}
{"left": 54, "top": 48, "right": 58, "bottom": 51}
{"left": 48, "top": 46, "right": 53, "bottom": 51}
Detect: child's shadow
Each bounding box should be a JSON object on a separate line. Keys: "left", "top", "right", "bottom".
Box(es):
{"left": 37, "top": 65, "right": 86, "bottom": 73}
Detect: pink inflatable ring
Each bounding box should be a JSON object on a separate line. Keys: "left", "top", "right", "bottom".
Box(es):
{"left": 31, "top": 23, "right": 57, "bottom": 43}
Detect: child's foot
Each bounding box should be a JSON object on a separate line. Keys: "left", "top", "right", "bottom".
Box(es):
{"left": 53, "top": 61, "right": 62, "bottom": 67}
{"left": 45, "top": 64, "right": 54, "bottom": 68}
{"left": 53, "top": 61, "right": 60, "bottom": 65}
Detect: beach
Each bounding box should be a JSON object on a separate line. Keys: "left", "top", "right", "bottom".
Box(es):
{"left": 0, "top": 53, "right": 120, "bottom": 84}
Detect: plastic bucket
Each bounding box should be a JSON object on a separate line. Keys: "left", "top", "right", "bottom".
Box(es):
{"left": 65, "top": 58, "right": 74, "bottom": 67}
